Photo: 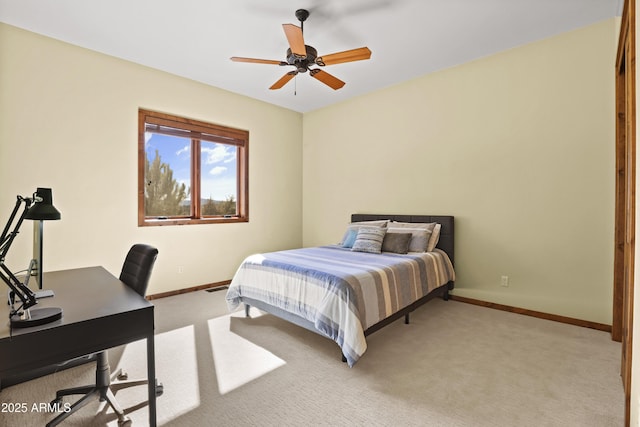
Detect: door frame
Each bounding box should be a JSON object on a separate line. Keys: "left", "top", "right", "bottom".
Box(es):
{"left": 613, "top": 0, "right": 636, "bottom": 425}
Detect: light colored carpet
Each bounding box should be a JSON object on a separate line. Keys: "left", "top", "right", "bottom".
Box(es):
{"left": 0, "top": 290, "right": 624, "bottom": 426}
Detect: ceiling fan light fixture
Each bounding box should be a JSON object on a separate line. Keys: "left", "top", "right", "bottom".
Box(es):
{"left": 286, "top": 46, "right": 317, "bottom": 72}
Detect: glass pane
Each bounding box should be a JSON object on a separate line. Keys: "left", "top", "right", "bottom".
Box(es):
{"left": 200, "top": 141, "right": 238, "bottom": 216}
{"left": 144, "top": 132, "right": 191, "bottom": 217}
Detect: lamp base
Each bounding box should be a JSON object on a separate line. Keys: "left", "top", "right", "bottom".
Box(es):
{"left": 35, "top": 289, "right": 54, "bottom": 299}
{"left": 10, "top": 307, "right": 62, "bottom": 328}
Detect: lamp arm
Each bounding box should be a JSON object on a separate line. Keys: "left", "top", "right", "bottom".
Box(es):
{"left": 0, "top": 197, "right": 24, "bottom": 255}
{"left": 0, "top": 262, "right": 37, "bottom": 313}
{"left": 0, "top": 196, "right": 32, "bottom": 259}
{"left": 0, "top": 195, "right": 38, "bottom": 316}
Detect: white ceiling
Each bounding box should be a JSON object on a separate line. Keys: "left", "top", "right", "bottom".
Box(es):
{"left": 0, "top": 0, "right": 623, "bottom": 113}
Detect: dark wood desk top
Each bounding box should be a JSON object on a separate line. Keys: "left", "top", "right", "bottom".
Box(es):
{"left": 0, "top": 266, "right": 154, "bottom": 375}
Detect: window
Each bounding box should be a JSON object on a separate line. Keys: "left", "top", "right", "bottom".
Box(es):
{"left": 138, "top": 109, "right": 248, "bottom": 226}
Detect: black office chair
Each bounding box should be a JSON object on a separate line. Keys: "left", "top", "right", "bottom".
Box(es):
{"left": 48, "top": 244, "right": 162, "bottom": 427}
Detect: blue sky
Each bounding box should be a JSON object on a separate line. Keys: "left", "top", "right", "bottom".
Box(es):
{"left": 145, "top": 132, "right": 237, "bottom": 201}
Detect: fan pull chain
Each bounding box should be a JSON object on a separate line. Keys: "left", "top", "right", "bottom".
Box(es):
{"left": 294, "top": 74, "right": 297, "bottom": 96}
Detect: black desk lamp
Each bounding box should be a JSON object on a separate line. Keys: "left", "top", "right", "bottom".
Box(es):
{"left": 28, "top": 188, "right": 61, "bottom": 294}
{"left": 0, "top": 188, "right": 62, "bottom": 328}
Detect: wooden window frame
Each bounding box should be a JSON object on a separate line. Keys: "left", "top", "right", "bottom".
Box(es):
{"left": 138, "top": 109, "right": 249, "bottom": 226}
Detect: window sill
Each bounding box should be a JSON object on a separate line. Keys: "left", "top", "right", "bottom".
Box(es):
{"left": 138, "top": 217, "right": 248, "bottom": 227}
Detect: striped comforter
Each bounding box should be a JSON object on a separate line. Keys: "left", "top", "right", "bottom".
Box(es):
{"left": 226, "top": 245, "right": 455, "bottom": 366}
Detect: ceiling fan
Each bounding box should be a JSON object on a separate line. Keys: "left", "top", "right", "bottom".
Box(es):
{"left": 230, "top": 9, "right": 371, "bottom": 91}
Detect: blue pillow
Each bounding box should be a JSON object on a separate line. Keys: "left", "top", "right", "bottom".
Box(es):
{"left": 342, "top": 229, "right": 358, "bottom": 248}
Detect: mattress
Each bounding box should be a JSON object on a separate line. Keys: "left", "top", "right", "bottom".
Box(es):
{"left": 226, "top": 245, "right": 455, "bottom": 366}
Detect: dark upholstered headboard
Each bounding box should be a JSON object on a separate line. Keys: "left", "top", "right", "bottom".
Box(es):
{"left": 350, "top": 214, "right": 454, "bottom": 266}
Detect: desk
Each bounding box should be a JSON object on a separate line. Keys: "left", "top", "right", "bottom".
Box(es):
{"left": 0, "top": 266, "right": 157, "bottom": 426}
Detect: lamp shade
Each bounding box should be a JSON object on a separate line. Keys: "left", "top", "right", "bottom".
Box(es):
{"left": 25, "top": 188, "right": 61, "bottom": 221}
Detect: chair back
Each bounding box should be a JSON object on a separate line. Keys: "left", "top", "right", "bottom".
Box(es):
{"left": 119, "top": 244, "right": 158, "bottom": 297}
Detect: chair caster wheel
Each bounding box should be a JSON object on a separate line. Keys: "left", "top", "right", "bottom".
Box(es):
{"left": 117, "top": 415, "right": 132, "bottom": 426}
{"left": 156, "top": 381, "right": 164, "bottom": 396}
{"left": 116, "top": 370, "right": 128, "bottom": 381}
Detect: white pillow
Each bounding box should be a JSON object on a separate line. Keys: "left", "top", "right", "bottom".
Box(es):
{"left": 427, "top": 223, "right": 442, "bottom": 252}
{"left": 387, "top": 222, "right": 438, "bottom": 252}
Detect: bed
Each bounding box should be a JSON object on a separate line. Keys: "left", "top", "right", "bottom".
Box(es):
{"left": 226, "top": 214, "right": 455, "bottom": 366}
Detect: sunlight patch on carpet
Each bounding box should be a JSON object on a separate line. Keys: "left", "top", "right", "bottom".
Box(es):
{"left": 208, "top": 309, "right": 286, "bottom": 394}
{"left": 113, "top": 325, "right": 200, "bottom": 423}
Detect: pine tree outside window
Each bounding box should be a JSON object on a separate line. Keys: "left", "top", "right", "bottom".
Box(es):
{"left": 138, "top": 109, "right": 249, "bottom": 226}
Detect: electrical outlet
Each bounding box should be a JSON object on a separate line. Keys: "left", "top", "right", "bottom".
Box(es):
{"left": 177, "top": 266, "right": 184, "bottom": 274}
{"left": 501, "top": 275, "right": 509, "bottom": 287}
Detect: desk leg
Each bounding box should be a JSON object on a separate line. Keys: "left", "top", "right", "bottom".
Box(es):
{"left": 147, "top": 333, "right": 157, "bottom": 427}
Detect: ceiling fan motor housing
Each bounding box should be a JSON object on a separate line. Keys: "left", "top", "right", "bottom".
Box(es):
{"left": 295, "top": 9, "right": 310, "bottom": 23}
{"left": 286, "top": 45, "right": 317, "bottom": 73}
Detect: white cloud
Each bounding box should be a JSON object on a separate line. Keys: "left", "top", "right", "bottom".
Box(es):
{"left": 209, "top": 166, "right": 227, "bottom": 176}
{"left": 176, "top": 145, "right": 190, "bottom": 156}
{"left": 203, "top": 144, "right": 235, "bottom": 165}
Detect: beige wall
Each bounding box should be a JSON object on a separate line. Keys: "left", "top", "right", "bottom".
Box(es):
{"left": 0, "top": 18, "right": 619, "bottom": 322}
{"left": 0, "top": 23, "right": 303, "bottom": 295}
{"left": 303, "top": 18, "right": 618, "bottom": 325}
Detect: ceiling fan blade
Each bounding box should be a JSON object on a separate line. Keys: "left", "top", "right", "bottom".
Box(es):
{"left": 310, "top": 69, "right": 345, "bottom": 90}
{"left": 269, "top": 71, "right": 297, "bottom": 90}
{"left": 316, "top": 47, "right": 372, "bottom": 66}
{"left": 230, "top": 57, "right": 286, "bottom": 65}
{"left": 282, "top": 24, "right": 306, "bottom": 57}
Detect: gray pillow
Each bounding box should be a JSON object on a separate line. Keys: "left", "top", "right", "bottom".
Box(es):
{"left": 381, "top": 232, "right": 412, "bottom": 254}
